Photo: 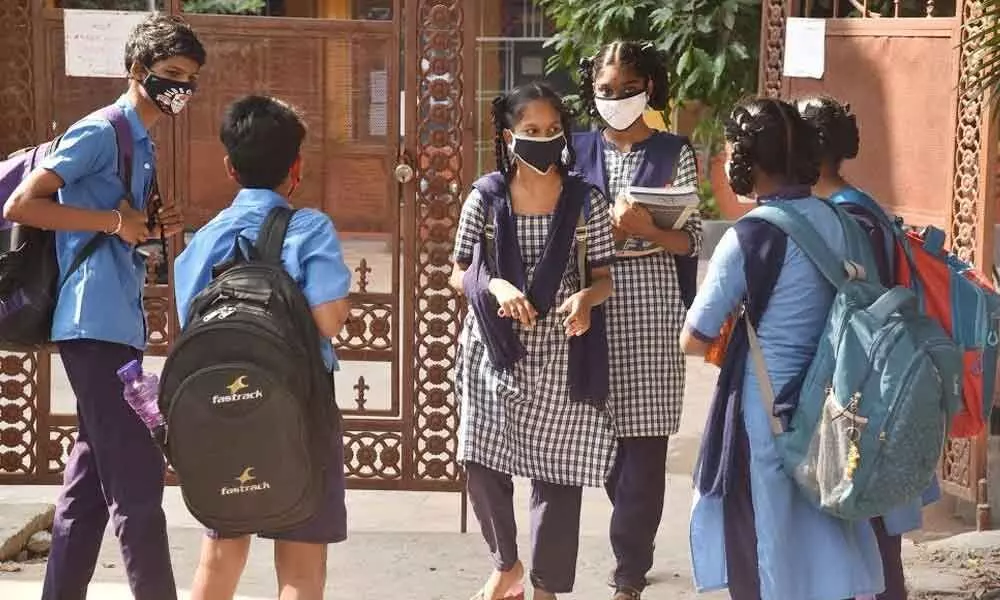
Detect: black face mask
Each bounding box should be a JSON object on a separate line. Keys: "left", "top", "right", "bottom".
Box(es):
{"left": 509, "top": 133, "right": 566, "bottom": 174}
{"left": 142, "top": 71, "right": 197, "bottom": 116}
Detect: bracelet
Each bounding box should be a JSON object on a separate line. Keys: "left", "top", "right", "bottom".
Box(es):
{"left": 105, "top": 209, "right": 123, "bottom": 236}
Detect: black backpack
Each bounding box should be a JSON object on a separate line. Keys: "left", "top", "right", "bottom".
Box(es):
{"left": 159, "top": 206, "right": 337, "bottom": 535}
{"left": 0, "top": 106, "right": 133, "bottom": 347}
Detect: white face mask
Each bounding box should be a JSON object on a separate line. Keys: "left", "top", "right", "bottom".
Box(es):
{"left": 595, "top": 91, "right": 649, "bottom": 131}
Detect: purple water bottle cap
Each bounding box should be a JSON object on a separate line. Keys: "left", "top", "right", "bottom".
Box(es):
{"left": 116, "top": 359, "right": 143, "bottom": 383}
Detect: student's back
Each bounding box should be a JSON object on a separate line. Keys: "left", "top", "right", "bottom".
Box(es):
{"left": 175, "top": 189, "right": 348, "bottom": 369}
{"left": 749, "top": 196, "right": 847, "bottom": 389}
{"left": 173, "top": 94, "right": 351, "bottom": 600}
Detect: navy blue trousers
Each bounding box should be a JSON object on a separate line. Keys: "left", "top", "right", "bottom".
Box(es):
{"left": 43, "top": 340, "right": 175, "bottom": 600}
{"left": 605, "top": 436, "right": 669, "bottom": 591}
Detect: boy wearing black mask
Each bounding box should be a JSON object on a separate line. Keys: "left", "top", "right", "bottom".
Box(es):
{"left": 4, "top": 14, "right": 206, "bottom": 599}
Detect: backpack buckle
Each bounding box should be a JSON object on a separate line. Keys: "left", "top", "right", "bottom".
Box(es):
{"left": 843, "top": 261, "right": 866, "bottom": 281}
{"left": 574, "top": 225, "right": 587, "bottom": 243}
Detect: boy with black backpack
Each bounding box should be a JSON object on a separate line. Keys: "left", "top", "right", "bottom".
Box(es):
{"left": 2, "top": 14, "right": 205, "bottom": 599}
{"left": 172, "top": 95, "right": 352, "bottom": 599}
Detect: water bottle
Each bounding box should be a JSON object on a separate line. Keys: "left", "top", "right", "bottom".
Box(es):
{"left": 117, "top": 359, "right": 166, "bottom": 449}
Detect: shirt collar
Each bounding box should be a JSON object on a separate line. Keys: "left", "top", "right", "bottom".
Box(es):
{"left": 232, "top": 188, "right": 292, "bottom": 211}
{"left": 115, "top": 95, "right": 150, "bottom": 143}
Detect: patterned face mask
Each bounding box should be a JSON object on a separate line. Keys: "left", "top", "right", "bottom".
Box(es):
{"left": 142, "top": 70, "right": 197, "bottom": 116}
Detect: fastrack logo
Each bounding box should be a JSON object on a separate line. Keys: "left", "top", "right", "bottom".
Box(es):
{"left": 212, "top": 375, "right": 264, "bottom": 405}
{"left": 219, "top": 466, "right": 271, "bottom": 496}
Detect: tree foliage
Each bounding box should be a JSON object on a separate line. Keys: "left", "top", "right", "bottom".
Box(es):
{"left": 537, "top": 0, "right": 762, "bottom": 145}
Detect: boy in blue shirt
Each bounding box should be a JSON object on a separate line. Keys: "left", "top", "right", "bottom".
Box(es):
{"left": 3, "top": 14, "right": 205, "bottom": 600}
{"left": 174, "top": 95, "right": 352, "bottom": 599}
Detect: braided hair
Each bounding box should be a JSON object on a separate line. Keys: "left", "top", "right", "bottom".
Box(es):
{"left": 796, "top": 96, "right": 860, "bottom": 168}
{"left": 579, "top": 41, "right": 670, "bottom": 120}
{"left": 491, "top": 82, "right": 577, "bottom": 177}
{"left": 723, "top": 98, "right": 821, "bottom": 196}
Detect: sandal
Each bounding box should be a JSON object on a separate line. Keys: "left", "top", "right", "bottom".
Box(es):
{"left": 468, "top": 584, "right": 524, "bottom": 600}
{"left": 469, "top": 561, "right": 525, "bottom": 600}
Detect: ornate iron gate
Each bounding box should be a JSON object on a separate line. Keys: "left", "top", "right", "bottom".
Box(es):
{"left": 761, "top": 0, "right": 997, "bottom": 528}
{"left": 0, "top": 0, "right": 475, "bottom": 512}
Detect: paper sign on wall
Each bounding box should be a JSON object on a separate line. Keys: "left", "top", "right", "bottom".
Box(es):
{"left": 782, "top": 17, "right": 826, "bottom": 79}
{"left": 65, "top": 10, "right": 150, "bottom": 78}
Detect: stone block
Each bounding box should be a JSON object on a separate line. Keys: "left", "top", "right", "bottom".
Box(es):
{"left": 0, "top": 504, "right": 55, "bottom": 561}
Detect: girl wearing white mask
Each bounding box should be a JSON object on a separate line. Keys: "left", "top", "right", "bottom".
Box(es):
{"left": 572, "top": 41, "right": 702, "bottom": 600}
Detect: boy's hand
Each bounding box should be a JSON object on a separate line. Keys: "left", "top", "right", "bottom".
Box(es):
{"left": 154, "top": 195, "right": 185, "bottom": 238}
{"left": 116, "top": 199, "right": 150, "bottom": 245}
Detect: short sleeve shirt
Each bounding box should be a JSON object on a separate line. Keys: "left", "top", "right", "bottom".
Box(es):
{"left": 174, "top": 188, "right": 352, "bottom": 370}
{"left": 40, "top": 96, "right": 156, "bottom": 350}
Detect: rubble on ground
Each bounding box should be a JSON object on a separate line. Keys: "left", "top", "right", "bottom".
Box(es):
{"left": 0, "top": 504, "right": 54, "bottom": 572}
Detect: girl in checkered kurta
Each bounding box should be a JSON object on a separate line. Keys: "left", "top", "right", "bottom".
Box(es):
{"left": 573, "top": 41, "right": 702, "bottom": 600}
{"left": 449, "top": 83, "right": 616, "bottom": 600}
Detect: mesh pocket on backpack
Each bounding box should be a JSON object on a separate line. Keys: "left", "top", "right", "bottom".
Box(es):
{"left": 796, "top": 388, "right": 866, "bottom": 512}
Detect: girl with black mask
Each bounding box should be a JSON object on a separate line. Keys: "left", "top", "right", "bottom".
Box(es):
{"left": 449, "top": 82, "right": 616, "bottom": 600}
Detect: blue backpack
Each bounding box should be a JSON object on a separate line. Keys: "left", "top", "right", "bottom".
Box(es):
{"left": 747, "top": 202, "right": 963, "bottom": 520}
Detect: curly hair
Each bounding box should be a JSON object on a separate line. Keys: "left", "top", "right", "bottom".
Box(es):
{"left": 796, "top": 95, "right": 860, "bottom": 167}
{"left": 578, "top": 41, "right": 670, "bottom": 120}
{"left": 723, "top": 98, "right": 821, "bottom": 196}
{"left": 491, "top": 82, "right": 576, "bottom": 177}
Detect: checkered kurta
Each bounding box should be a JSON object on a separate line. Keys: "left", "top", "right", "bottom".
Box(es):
{"left": 605, "top": 144, "right": 701, "bottom": 438}
{"left": 452, "top": 187, "right": 618, "bottom": 488}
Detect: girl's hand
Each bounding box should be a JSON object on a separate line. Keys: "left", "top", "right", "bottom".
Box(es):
{"left": 612, "top": 193, "right": 656, "bottom": 238}
{"left": 489, "top": 278, "right": 537, "bottom": 327}
{"left": 556, "top": 291, "right": 592, "bottom": 337}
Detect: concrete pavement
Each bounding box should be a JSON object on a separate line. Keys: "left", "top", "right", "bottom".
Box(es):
{"left": 0, "top": 337, "right": 976, "bottom": 598}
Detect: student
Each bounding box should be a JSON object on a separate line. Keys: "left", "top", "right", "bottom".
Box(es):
{"left": 573, "top": 40, "right": 701, "bottom": 600}
{"left": 798, "top": 95, "right": 940, "bottom": 600}
{"left": 174, "top": 95, "right": 352, "bottom": 600}
{"left": 3, "top": 14, "right": 205, "bottom": 599}
{"left": 449, "top": 82, "right": 616, "bottom": 600}
{"left": 680, "top": 98, "right": 884, "bottom": 600}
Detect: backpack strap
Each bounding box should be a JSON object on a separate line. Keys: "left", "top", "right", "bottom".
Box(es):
{"left": 256, "top": 206, "right": 296, "bottom": 265}
{"left": 56, "top": 106, "right": 137, "bottom": 291}
{"left": 745, "top": 313, "right": 783, "bottom": 434}
{"left": 751, "top": 203, "right": 856, "bottom": 289}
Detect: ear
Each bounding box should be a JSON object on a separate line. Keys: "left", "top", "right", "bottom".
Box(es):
{"left": 223, "top": 156, "right": 239, "bottom": 183}
{"left": 289, "top": 155, "right": 303, "bottom": 181}
{"left": 129, "top": 61, "right": 147, "bottom": 81}
{"left": 502, "top": 129, "right": 513, "bottom": 146}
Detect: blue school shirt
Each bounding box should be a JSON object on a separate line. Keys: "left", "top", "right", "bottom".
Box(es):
{"left": 174, "top": 188, "right": 351, "bottom": 371}
{"left": 686, "top": 197, "right": 884, "bottom": 599}
{"left": 40, "top": 96, "right": 154, "bottom": 350}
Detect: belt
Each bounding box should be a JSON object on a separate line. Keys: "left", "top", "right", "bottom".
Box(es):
{"left": 616, "top": 247, "right": 665, "bottom": 259}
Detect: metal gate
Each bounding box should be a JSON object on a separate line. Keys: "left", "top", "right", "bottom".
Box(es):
{"left": 0, "top": 0, "right": 476, "bottom": 509}
{"left": 761, "top": 0, "right": 997, "bottom": 528}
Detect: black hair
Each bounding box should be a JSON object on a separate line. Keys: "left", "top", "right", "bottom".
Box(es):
{"left": 723, "top": 97, "right": 821, "bottom": 196}
{"left": 220, "top": 95, "right": 306, "bottom": 190}
{"left": 491, "top": 82, "right": 576, "bottom": 177}
{"left": 797, "top": 96, "right": 860, "bottom": 167}
{"left": 124, "top": 13, "right": 206, "bottom": 73}
{"left": 578, "top": 41, "right": 670, "bottom": 120}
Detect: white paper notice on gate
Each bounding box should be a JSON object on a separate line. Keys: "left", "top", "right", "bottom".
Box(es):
{"left": 65, "top": 10, "right": 150, "bottom": 78}
{"left": 782, "top": 18, "right": 826, "bottom": 79}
